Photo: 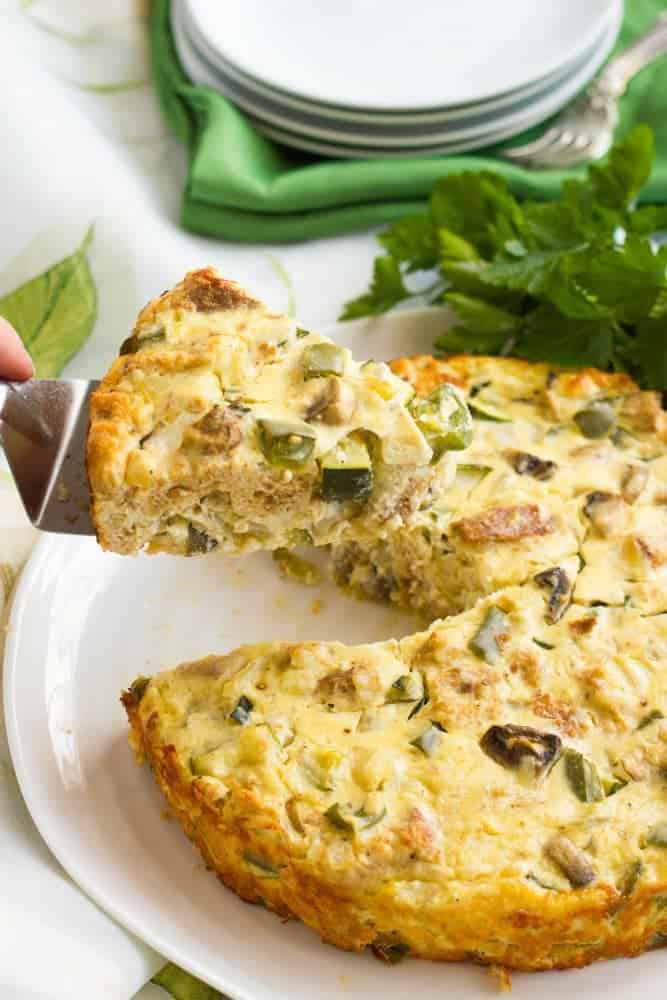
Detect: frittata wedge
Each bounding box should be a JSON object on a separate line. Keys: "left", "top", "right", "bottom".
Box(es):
{"left": 87, "top": 271, "right": 470, "bottom": 556}
{"left": 333, "top": 355, "right": 667, "bottom": 620}
{"left": 123, "top": 580, "right": 667, "bottom": 970}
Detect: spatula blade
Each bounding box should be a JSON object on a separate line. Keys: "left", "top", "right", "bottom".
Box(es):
{"left": 1, "top": 378, "right": 98, "bottom": 535}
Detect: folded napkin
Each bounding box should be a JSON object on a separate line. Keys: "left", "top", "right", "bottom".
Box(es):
{"left": 151, "top": 0, "right": 667, "bottom": 244}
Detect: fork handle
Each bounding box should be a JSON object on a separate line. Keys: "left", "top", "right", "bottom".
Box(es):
{"left": 597, "top": 11, "right": 667, "bottom": 97}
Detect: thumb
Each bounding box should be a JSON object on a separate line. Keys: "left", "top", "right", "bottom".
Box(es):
{"left": 0, "top": 317, "right": 34, "bottom": 380}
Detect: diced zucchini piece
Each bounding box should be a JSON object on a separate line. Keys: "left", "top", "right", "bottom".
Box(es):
{"left": 230, "top": 695, "right": 253, "bottom": 725}
{"left": 409, "top": 383, "right": 473, "bottom": 456}
{"left": 302, "top": 342, "right": 345, "bottom": 378}
{"left": 605, "top": 777, "right": 628, "bottom": 796}
{"left": 324, "top": 802, "right": 355, "bottom": 832}
{"left": 119, "top": 326, "right": 165, "bottom": 356}
{"left": 325, "top": 798, "right": 387, "bottom": 834}
{"left": 386, "top": 673, "right": 422, "bottom": 704}
{"left": 563, "top": 749, "right": 604, "bottom": 802}
{"left": 468, "top": 402, "right": 511, "bottom": 422}
{"left": 320, "top": 435, "right": 373, "bottom": 502}
{"left": 618, "top": 860, "right": 643, "bottom": 897}
{"left": 469, "top": 607, "right": 510, "bottom": 664}
{"left": 243, "top": 852, "right": 279, "bottom": 878}
{"left": 410, "top": 720, "right": 446, "bottom": 757}
{"left": 257, "top": 418, "right": 316, "bottom": 469}
{"left": 455, "top": 463, "right": 492, "bottom": 494}
{"left": 574, "top": 401, "right": 616, "bottom": 439}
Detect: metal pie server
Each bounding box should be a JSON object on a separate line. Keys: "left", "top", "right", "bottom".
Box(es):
{"left": 0, "top": 379, "right": 98, "bottom": 534}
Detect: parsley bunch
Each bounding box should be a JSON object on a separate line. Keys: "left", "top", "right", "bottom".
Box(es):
{"left": 341, "top": 127, "right": 667, "bottom": 391}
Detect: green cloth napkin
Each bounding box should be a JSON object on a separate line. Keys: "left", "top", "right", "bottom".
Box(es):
{"left": 151, "top": 0, "right": 667, "bottom": 244}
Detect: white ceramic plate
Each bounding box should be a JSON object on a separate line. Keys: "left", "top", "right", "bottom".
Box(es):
{"left": 178, "top": 0, "right": 619, "bottom": 126}
{"left": 5, "top": 309, "right": 666, "bottom": 999}
{"left": 245, "top": 7, "right": 619, "bottom": 164}
{"left": 173, "top": 0, "right": 621, "bottom": 149}
{"left": 183, "top": 0, "right": 616, "bottom": 112}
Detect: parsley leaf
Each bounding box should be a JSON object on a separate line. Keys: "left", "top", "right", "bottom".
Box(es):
{"left": 588, "top": 124, "right": 654, "bottom": 211}
{"left": 339, "top": 255, "right": 410, "bottom": 320}
{"left": 340, "top": 127, "right": 667, "bottom": 391}
{"left": 378, "top": 214, "right": 438, "bottom": 272}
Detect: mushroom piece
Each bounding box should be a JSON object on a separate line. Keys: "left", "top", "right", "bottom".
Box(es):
{"left": 621, "top": 464, "right": 649, "bottom": 504}
{"left": 507, "top": 450, "right": 558, "bottom": 481}
{"left": 304, "top": 376, "right": 356, "bottom": 424}
{"left": 534, "top": 567, "right": 572, "bottom": 623}
{"left": 480, "top": 723, "right": 561, "bottom": 776}
{"left": 583, "top": 491, "right": 626, "bottom": 537}
{"left": 545, "top": 834, "right": 595, "bottom": 887}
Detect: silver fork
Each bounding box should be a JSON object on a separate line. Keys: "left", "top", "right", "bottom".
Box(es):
{"left": 501, "top": 12, "right": 667, "bottom": 169}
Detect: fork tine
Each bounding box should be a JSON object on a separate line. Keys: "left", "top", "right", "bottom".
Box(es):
{"left": 501, "top": 126, "right": 564, "bottom": 161}
{"left": 530, "top": 135, "right": 595, "bottom": 169}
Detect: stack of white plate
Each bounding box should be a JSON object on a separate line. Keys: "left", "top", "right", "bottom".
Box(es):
{"left": 172, "top": 0, "right": 623, "bottom": 159}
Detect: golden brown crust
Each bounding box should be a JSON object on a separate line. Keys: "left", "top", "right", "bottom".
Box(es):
{"left": 122, "top": 606, "right": 667, "bottom": 973}
{"left": 389, "top": 353, "right": 641, "bottom": 400}
{"left": 87, "top": 270, "right": 260, "bottom": 510}
{"left": 134, "top": 267, "right": 259, "bottom": 326}
{"left": 453, "top": 503, "right": 554, "bottom": 543}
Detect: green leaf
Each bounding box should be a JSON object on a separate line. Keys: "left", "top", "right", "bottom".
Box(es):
{"left": 628, "top": 204, "right": 667, "bottom": 236}
{"left": 634, "top": 315, "right": 667, "bottom": 392}
{"left": 0, "top": 227, "right": 97, "bottom": 377}
{"left": 451, "top": 248, "right": 567, "bottom": 298}
{"left": 338, "top": 128, "right": 667, "bottom": 395}
{"left": 588, "top": 125, "right": 655, "bottom": 212}
{"left": 439, "top": 229, "right": 480, "bottom": 263}
{"left": 430, "top": 172, "right": 523, "bottom": 257}
{"left": 444, "top": 293, "right": 521, "bottom": 338}
{"left": 568, "top": 236, "right": 667, "bottom": 324}
{"left": 438, "top": 260, "right": 523, "bottom": 311}
{"left": 339, "top": 256, "right": 410, "bottom": 320}
{"left": 379, "top": 214, "right": 438, "bottom": 272}
{"left": 152, "top": 964, "right": 223, "bottom": 1000}
{"left": 517, "top": 306, "right": 617, "bottom": 370}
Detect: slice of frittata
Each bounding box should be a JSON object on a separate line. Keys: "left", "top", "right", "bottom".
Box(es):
{"left": 87, "top": 270, "right": 471, "bottom": 555}
{"left": 332, "top": 355, "right": 667, "bottom": 620}
{"left": 123, "top": 580, "right": 667, "bottom": 970}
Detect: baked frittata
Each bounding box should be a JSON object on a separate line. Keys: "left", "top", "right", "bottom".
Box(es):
{"left": 123, "top": 580, "right": 667, "bottom": 970}
{"left": 87, "top": 271, "right": 470, "bottom": 555}
{"left": 333, "top": 355, "right": 667, "bottom": 621}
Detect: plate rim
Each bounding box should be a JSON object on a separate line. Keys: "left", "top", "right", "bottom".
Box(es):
{"left": 182, "top": 0, "right": 618, "bottom": 112}
{"left": 173, "top": 0, "right": 618, "bottom": 148}
{"left": 173, "top": 1, "right": 621, "bottom": 157}
{"left": 178, "top": 0, "right": 618, "bottom": 125}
